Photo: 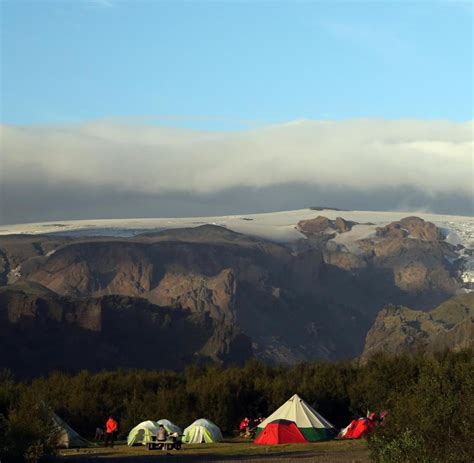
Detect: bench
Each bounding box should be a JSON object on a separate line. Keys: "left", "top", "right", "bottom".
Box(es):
{"left": 146, "top": 435, "right": 182, "bottom": 451}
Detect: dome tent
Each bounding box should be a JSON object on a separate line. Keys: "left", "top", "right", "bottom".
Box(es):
{"left": 254, "top": 419, "right": 307, "bottom": 445}
{"left": 183, "top": 418, "right": 223, "bottom": 444}
{"left": 256, "top": 394, "right": 337, "bottom": 442}
{"left": 127, "top": 420, "right": 159, "bottom": 446}
{"left": 156, "top": 418, "right": 182, "bottom": 435}
{"left": 339, "top": 415, "right": 377, "bottom": 439}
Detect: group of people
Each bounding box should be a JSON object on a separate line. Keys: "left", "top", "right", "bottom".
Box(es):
{"left": 239, "top": 416, "right": 265, "bottom": 437}
{"left": 94, "top": 416, "right": 119, "bottom": 448}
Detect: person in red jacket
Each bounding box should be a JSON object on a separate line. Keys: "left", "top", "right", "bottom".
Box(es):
{"left": 104, "top": 416, "right": 118, "bottom": 448}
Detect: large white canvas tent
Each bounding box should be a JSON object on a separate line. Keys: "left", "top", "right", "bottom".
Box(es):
{"left": 50, "top": 410, "right": 93, "bottom": 448}
{"left": 256, "top": 394, "right": 337, "bottom": 442}
{"left": 183, "top": 418, "right": 223, "bottom": 444}
{"left": 127, "top": 420, "right": 160, "bottom": 446}
{"left": 156, "top": 419, "right": 182, "bottom": 435}
{"left": 39, "top": 402, "right": 92, "bottom": 449}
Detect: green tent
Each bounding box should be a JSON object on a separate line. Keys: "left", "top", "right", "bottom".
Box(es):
{"left": 182, "top": 418, "right": 223, "bottom": 444}
{"left": 256, "top": 394, "right": 337, "bottom": 442}
{"left": 127, "top": 420, "right": 159, "bottom": 446}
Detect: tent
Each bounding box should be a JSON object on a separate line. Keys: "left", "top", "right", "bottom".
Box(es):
{"left": 254, "top": 419, "right": 307, "bottom": 445}
{"left": 156, "top": 418, "right": 182, "bottom": 435}
{"left": 256, "top": 394, "right": 337, "bottom": 442}
{"left": 182, "top": 418, "right": 223, "bottom": 444}
{"left": 127, "top": 420, "right": 160, "bottom": 446}
{"left": 50, "top": 411, "right": 93, "bottom": 448}
{"left": 339, "top": 418, "right": 377, "bottom": 439}
{"left": 39, "top": 402, "right": 92, "bottom": 449}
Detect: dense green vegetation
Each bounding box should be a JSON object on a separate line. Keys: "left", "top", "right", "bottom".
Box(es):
{"left": 0, "top": 350, "right": 472, "bottom": 462}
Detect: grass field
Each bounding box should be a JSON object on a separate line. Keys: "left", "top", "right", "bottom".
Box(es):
{"left": 58, "top": 438, "right": 370, "bottom": 462}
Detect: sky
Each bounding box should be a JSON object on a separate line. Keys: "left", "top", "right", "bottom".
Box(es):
{"left": 0, "top": 0, "right": 473, "bottom": 224}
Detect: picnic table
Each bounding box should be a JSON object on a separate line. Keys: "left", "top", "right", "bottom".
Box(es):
{"left": 145, "top": 435, "right": 182, "bottom": 451}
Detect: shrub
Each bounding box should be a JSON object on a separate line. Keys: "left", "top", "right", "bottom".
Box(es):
{"left": 367, "top": 350, "right": 474, "bottom": 463}
{"left": 369, "top": 429, "right": 429, "bottom": 463}
{"left": 0, "top": 395, "right": 59, "bottom": 463}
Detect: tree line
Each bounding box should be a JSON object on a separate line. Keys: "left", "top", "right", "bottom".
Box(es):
{"left": 0, "top": 349, "right": 473, "bottom": 462}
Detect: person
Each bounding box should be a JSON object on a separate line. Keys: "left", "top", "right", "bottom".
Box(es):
{"left": 169, "top": 431, "right": 182, "bottom": 450}
{"left": 239, "top": 417, "right": 250, "bottom": 437}
{"left": 157, "top": 424, "right": 168, "bottom": 441}
{"left": 156, "top": 424, "right": 168, "bottom": 450}
{"left": 104, "top": 416, "right": 118, "bottom": 448}
{"left": 94, "top": 426, "right": 104, "bottom": 440}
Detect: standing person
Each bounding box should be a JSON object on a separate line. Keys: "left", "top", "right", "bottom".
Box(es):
{"left": 94, "top": 425, "right": 104, "bottom": 441}
{"left": 104, "top": 416, "right": 118, "bottom": 448}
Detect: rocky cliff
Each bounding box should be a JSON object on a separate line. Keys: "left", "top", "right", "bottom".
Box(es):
{"left": 0, "top": 281, "right": 252, "bottom": 378}
{"left": 0, "top": 215, "right": 467, "bottom": 376}
{"left": 360, "top": 292, "right": 474, "bottom": 361}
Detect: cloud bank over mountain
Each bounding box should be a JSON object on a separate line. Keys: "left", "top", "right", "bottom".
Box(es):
{"left": 1, "top": 119, "right": 472, "bottom": 224}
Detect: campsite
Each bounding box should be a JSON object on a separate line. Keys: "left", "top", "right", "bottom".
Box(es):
{"left": 37, "top": 394, "right": 372, "bottom": 462}
{"left": 1, "top": 350, "right": 472, "bottom": 463}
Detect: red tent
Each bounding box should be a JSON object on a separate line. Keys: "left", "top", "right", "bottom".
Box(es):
{"left": 253, "top": 419, "right": 308, "bottom": 445}
{"left": 339, "top": 418, "right": 376, "bottom": 439}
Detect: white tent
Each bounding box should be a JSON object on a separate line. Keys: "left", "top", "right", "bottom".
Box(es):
{"left": 257, "top": 394, "right": 336, "bottom": 441}
{"left": 39, "top": 402, "right": 92, "bottom": 449}
{"left": 127, "top": 420, "right": 159, "bottom": 446}
{"left": 183, "top": 418, "right": 223, "bottom": 444}
{"left": 50, "top": 411, "right": 93, "bottom": 448}
{"left": 156, "top": 419, "right": 182, "bottom": 435}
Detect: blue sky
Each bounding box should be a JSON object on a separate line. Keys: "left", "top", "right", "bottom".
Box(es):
{"left": 1, "top": 0, "right": 472, "bottom": 129}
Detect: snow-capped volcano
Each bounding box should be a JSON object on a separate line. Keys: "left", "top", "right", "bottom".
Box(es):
{"left": 1, "top": 208, "right": 473, "bottom": 289}
{"left": 0, "top": 208, "right": 472, "bottom": 242}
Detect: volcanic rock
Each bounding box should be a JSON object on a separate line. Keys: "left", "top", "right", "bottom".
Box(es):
{"left": 360, "top": 292, "right": 474, "bottom": 361}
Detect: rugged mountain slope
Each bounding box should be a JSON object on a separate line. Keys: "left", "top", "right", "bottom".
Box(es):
{"left": 361, "top": 292, "right": 474, "bottom": 361}
{"left": 0, "top": 213, "right": 469, "bottom": 375}
{"left": 0, "top": 235, "right": 71, "bottom": 285}
{"left": 299, "top": 216, "right": 460, "bottom": 297}
{"left": 16, "top": 226, "right": 360, "bottom": 363}
{"left": 0, "top": 281, "right": 252, "bottom": 378}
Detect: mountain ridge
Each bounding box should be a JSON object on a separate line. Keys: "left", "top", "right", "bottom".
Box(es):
{"left": 361, "top": 292, "right": 474, "bottom": 361}
{"left": 1, "top": 211, "right": 472, "bottom": 376}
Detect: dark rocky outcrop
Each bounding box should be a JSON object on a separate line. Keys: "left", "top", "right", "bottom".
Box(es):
{"left": 0, "top": 281, "right": 252, "bottom": 378}
{"left": 320, "top": 217, "right": 460, "bottom": 298}
{"left": 297, "top": 216, "right": 356, "bottom": 237}
{"left": 360, "top": 292, "right": 474, "bottom": 361}
{"left": 356, "top": 224, "right": 458, "bottom": 294}
{"left": 376, "top": 216, "right": 443, "bottom": 241}
{"left": 0, "top": 235, "right": 71, "bottom": 285}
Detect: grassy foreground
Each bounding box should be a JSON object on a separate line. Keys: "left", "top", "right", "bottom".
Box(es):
{"left": 58, "top": 438, "right": 370, "bottom": 462}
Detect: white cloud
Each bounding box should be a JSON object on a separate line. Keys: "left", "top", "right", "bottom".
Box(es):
{"left": 1, "top": 119, "right": 472, "bottom": 199}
